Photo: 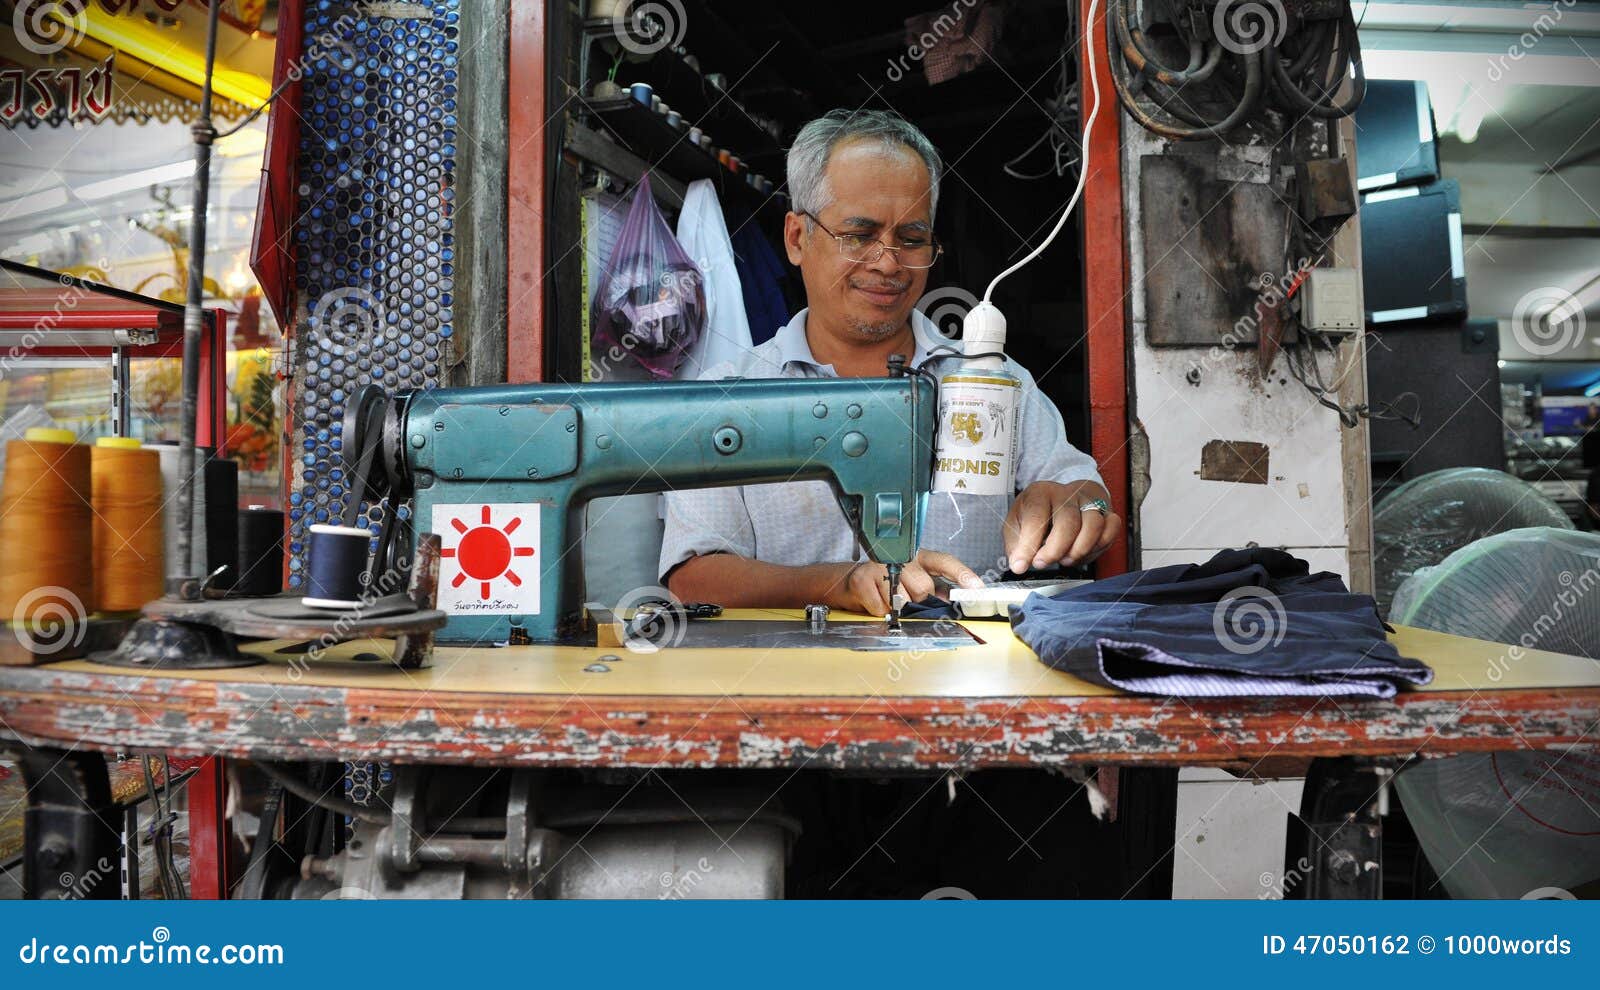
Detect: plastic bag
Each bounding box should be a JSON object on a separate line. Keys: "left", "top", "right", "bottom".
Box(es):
{"left": 591, "top": 173, "right": 706, "bottom": 379}
{"left": 1389, "top": 526, "right": 1600, "bottom": 897}
{"left": 1373, "top": 467, "right": 1570, "bottom": 616}
{"left": 1397, "top": 752, "right": 1600, "bottom": 899}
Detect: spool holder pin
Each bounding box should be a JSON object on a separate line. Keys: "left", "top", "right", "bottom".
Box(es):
{"left": 198, "top": 563, "right": 232, "bottom": 596}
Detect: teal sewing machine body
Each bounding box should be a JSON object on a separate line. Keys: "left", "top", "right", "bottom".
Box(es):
{"left": 393, "top": 376, "right": 935, "bottom": 644}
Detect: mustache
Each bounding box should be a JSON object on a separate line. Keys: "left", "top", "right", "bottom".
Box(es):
{"left": 849, "top": 279, "right": 911, "bottom": 293}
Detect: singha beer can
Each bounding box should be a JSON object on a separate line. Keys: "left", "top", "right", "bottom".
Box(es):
{"left": 932, "top": 370, "right": 1020, "bottom": 496}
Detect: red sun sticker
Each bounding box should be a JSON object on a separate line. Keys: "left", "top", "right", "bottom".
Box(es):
{"left": 432, "top": 503, "right": 541, "bottom": 614}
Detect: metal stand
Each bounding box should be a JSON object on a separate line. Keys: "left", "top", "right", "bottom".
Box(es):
{"left": 0, "top": 615, "right": 135, "bottom": 666}
{"left": 96, "top": 536, "right": 446, "bottom": 670}
{"left": 18, "top": 750, "right": 120, "bottom": 900}
{"left": 94, "top": 614, "right": 261, "bottom": 669}
{"left": 238, "top": 763, "right": 344, "bottom": 900}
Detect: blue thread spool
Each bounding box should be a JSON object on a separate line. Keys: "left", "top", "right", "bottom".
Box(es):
{"left": 629, "top": 82, "right": 652, "bottom": 107}
{"left": 302, "top": 524, "right": 370, "bottom": 609}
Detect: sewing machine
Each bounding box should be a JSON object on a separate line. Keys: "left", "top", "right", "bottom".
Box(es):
{"left": 342, "top": 368, "right": 937, "bottom": 644}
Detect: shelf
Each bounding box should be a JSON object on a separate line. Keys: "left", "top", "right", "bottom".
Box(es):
{"left": 580, "top": 96, "right": 785, "bottom": 217}
{"left": 581, "top": 17, "right": 787, "bottom": 166}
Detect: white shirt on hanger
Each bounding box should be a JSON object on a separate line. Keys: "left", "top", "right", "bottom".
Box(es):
{"left": 673, "top": 179, "right": 754, "bottom": 379}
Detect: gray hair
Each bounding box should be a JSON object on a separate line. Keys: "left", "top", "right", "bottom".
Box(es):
{"left": 787, "top": 109, "right": 942, "bottom": 221}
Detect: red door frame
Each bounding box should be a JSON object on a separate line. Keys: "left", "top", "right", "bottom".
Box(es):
{"left": 186, "top": 758, "right": 230, "bottom": 899}
{"left": 1079, "top": 0, "right": 1130, "bottom": 577}
{"left": 507, "top": 0, "right": 548, "bottom": 384}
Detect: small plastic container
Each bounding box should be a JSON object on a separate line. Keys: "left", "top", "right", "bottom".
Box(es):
{"left": 948, "top": 579, "right": 1091, "bottom": 618}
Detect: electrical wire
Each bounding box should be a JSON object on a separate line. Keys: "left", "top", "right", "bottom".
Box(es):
{"left": 161, "top": 756, "right": 187, "bottom": 899}
{"left": 1283, "top": 332, "right": 1419, "bottom": 429}
{"left": 920, "top": 344, "right": 1007, "bottom": 367}
{"left": 216, "top": 73, "right": 293, "bottom": 139}
{"left": 1107, "top": 0, "right": 1365, "bottom": 142}
{"left": 140, "top": 756, "right": 186, "bottom": 900}
{"left": 1004, "top": 12, "right": 1082, "bottom": 181}
{"left": 139, "top": 757, "right": 169, "bottom": 900}
{"left": 984, "top": 0, "right": 1103, "bottom": 303}
{"left": 1108, "top": 0, "right": 1264, "bottom": 141}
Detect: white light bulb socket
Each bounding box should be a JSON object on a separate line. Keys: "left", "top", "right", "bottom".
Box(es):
{"left": 961, "top": 301, "right": 1008, "bottom": 369}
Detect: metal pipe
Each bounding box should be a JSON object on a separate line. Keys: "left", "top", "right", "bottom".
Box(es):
{"left": 172, "top": 0, "right": 221, "bottom": 596}
{"left": 414, "top": 836, "right": 508, "bottom": 867}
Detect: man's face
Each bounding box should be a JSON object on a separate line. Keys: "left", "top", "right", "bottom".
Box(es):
{"left": 784, "top": 139, "right": 933, "bottom": 342}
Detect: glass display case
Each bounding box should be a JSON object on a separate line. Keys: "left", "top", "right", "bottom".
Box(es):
{"left": 0, "top": 258, "right": 226, "bottom": 458}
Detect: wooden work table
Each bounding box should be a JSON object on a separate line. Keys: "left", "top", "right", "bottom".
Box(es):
{"left": 1, "top": 609, "right": 1596, "bottom": 771}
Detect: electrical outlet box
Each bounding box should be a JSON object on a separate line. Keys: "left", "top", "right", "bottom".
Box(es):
{"left": 1300, "top": 267, "right": 1362, "bottom": 334}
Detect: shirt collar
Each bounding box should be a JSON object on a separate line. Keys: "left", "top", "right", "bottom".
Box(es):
{"left": 775, "top": 307, "right": 949, "bottom": 374}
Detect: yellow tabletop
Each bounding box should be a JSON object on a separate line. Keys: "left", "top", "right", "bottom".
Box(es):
{"left": 46, "top": 609, "right": 1600, "bottom": 699}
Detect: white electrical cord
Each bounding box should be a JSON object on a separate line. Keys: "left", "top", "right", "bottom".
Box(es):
{"left": 982, "top": 0, "right": 1103, "bottom": 304}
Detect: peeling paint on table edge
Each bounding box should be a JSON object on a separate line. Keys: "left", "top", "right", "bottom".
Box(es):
{"left": 2, "top": 664, "right": 1597, "bottom": 770}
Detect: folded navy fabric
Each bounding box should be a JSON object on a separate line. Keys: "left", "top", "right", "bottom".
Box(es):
{"left": 1008, "top": 548, "right": 1434, "bottom": 698}
{"left": 899, "top": 597, "right": 959, "bottom": 619}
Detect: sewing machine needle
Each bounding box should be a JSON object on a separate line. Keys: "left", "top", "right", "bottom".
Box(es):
{"left": 885, "top": 564, "right": 903, "bottom": 632}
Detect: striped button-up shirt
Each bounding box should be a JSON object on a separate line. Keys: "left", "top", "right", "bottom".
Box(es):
{"left": 658, "top": 308, "right": 1104, "bottom": 583}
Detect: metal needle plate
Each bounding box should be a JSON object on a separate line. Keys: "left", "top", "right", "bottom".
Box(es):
{"left": 664, "top": 619, "right": 981, "bottom": 652}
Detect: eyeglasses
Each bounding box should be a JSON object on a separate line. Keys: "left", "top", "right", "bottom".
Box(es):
{"left": 801, "top": 211, "right": 943, "bottom": 269}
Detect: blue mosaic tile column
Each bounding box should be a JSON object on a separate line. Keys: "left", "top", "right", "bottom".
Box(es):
{"left": 284, "top": 1, "right": 462, "bottom": 830}
{"left": 288, "top": 1, "right": 459, "bottom": 590}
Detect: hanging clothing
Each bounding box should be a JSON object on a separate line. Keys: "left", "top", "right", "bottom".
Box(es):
{"left": 905, "top": 0, "right": 1006, "bottom": 85}
{"left": 728, "top": 214, "right": 791, "bottom": 345}
{"left": 1010, "top": 548, "right": 1435, "bottom": 698}
{"left": 674, "top": 179, "right": 753, "bottom": 379}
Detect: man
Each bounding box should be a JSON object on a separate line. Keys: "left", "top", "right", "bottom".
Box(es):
{"left": 660, "top": 109, "right": 1119, "bottom": 613}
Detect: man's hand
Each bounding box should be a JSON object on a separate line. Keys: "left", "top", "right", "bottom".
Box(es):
{"left": 1003, "top": 480, "right": 1120, "bottom": 575}
{"left": 829, "top": 550, "right": 984, "bottom": 616}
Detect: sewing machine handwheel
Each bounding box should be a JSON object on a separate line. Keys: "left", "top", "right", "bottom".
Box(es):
{"left": 341, "top": 384, "right": 408, "bottom": 504}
